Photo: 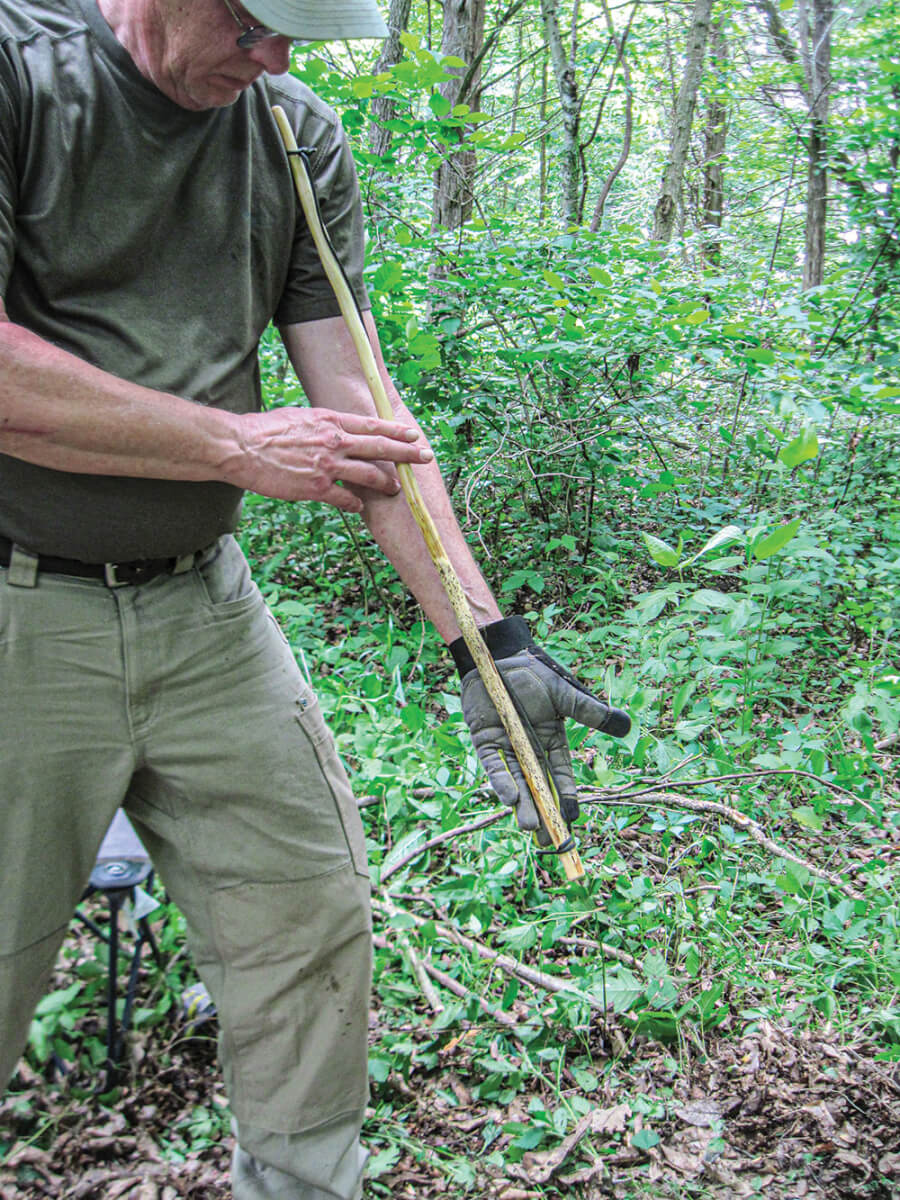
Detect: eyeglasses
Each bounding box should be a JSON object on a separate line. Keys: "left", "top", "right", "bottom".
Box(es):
{"left": 221, "top": 0, "right": 284, "bottom": 48}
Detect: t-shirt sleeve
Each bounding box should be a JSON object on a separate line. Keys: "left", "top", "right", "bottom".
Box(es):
{"left": 273, "top": 107, "right": 370, "bottom": 327}
{"left": 0, "top": 43, "right": 21, "bottom": 297}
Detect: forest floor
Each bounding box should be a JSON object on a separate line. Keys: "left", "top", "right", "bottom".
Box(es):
{"left": 2, "top": 879, "right": 898, "bottom": 1200}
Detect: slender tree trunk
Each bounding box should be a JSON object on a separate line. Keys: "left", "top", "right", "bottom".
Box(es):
{"left": 589, "top": 0, "right": 634, "bottom": 231}
{"left": 700, "top": 21, "right": 727, "bottom": 263}
{"left": 652, "top": 0, "right": 714, "bottom": 243}
{"left": 800, "top": 0, "right": 831, "bottom": 289}
{"left": 502, "top": 20, "right": 525, "bottom": 211}
{"left": 754, "top": 0, "right": 832, "bottom": 289}
{"left": 539, "top": 48, "right": 549, "bottom": 223}
{"left": 540, "top": 0, "right": 581, "bottom": 226}
{"left": 432, "top": 0, "right": 487, "bottom": 231}
{"left": 369, "top": 0, "right": 413, "bottom": 161}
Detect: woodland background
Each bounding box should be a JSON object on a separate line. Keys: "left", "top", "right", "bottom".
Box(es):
{"left": 1, "top": 0, "right": 899, "bottom": 1196}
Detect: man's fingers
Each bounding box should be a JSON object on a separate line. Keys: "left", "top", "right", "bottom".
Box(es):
{"left": 475, "top": 741, "right": 525, "bottom": 810}
{"left": 554, "top": 682, "right": 632, "bottom": 738}
{"left": 333, "top": 413, "right": 434, "bottom": 464}
{"left": 319, "top": 483, "right": 364, "bottom": 514}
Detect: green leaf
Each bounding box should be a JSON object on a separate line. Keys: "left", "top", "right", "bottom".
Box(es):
{"left": 672, "top": 681, "right": 695, "bottom": 722}
{"left": 588, "top": 266, "right": 612, "bottom": 286}
{"left": 793, "top": 806, "right": 824, "bottom": 832}
{"left": 400, "top": 703, "right": 426, "bottom": 733}
{"left": 752, "top": 517, "right": 802, "bottom": 560}
{"left": 429, "top": 92, "right": 451, "bottom": 118}
{"left": 632, "top": 1128, "right": 661, "bottom": 1150}
{"left": 34, "top": 982, "right": 81, "bottom": 1017}
{"left": 745, "top": 347, "right": 775, "bottom": 365}
{"left": 779, "top": 427, "right": 819, "bottom": 468}
{"left": 681, "top": 524, "right": 743, "bottom": 565}
{"left": 683, "top": 308, "right": 709, "bottom": 325}
{"left": 642, "top": 532, "right": 682, "bottom": 568}
{"left": 27, "top": 1019, "right": 51, "bottom": 1064}
{"left": 594, "top": 968, "right": 643, "bottom": 1014}
{"left": 367, "top": 1145, "right": 401, "bottom": 1178}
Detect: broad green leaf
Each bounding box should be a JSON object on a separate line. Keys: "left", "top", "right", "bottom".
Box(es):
{"left": 429, "top": 92, "right": 451, "bottom": 118}
{"left": 593, "top": 967, "right": 643, "bottom": 1014}
{"left": 672, "top": 681, "right": 695, "bottom": 721}
{"left": 34, "top": 982, "right": 81, "bottom": 1017}
{"left": 27, "top": 1019, "right": 51, "bottom": 1064}
{"left": 642, "top": 532, "right": 682, "bottom": 568}
{"left": 542, "top": 270, "right": 566, "bottom": 290}
{"left": 745, "top": 347, "right": 775, "bottom": 365}
{"left": 683, "top": 308, "right": 709, "bottom": 325}
{"left": 793, "top": 806, "right": 824, "bottom": 832}
{"left": 632, "top": 1128, "right": 661, "bottom": 1150}
{"left": 588, "top": 266, "right": 612, "bottom": 286}
{"left": 367, "top": 1146, "right": 401, "bottom": 1178}
{"left": 681, "top": 524, "right": 743, "bottom": 565}
{"left": 779, "top": 427, "right": 819, "bottom": 468}
{"left": 752, "top": 517, "right": 802, "bottom": 560}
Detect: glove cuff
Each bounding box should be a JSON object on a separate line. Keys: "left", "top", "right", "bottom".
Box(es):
{"left": 448, "top": 615, "right": 532, "bottom": 678}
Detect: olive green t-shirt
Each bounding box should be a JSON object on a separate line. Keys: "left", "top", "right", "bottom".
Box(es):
{"left": 0, "top": 0, "right": 370, "bottom": 561}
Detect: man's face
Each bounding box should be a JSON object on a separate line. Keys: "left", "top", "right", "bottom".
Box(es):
{"left": 108, "top": 0, "right": 294, "bottom": 110}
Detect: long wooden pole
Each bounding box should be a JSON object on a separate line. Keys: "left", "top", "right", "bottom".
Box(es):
{"left": 272, "top": 106, "right": 584, "bottom": 881}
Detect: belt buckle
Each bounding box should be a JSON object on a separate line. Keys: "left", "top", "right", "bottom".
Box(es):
{"left": 104, "top": 562, "right": 131, "bottom": 588}
{"left": 104, "top": 560, "right": 158, "bottom": 587}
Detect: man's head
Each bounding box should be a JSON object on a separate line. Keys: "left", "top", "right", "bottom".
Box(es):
{"left": 97, "top": 0, "right": 386, "bottom": 112}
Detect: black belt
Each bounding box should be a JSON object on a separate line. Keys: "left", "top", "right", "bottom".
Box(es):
{"left": 0, "top": 535, "right": 212, "bottom": 587}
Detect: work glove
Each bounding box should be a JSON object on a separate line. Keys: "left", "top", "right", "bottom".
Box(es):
{"left": 450, "top": 616, "right": 631, "bottom": 845}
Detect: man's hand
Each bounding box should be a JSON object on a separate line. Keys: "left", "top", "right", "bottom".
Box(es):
{"left": 451, "top": 617, "right": 630, "bottom": 844}
{"left": 223, "top": 407, "right": 433, "bottom": 513}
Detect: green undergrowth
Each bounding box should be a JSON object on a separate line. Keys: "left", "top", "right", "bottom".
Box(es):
{"left": 233, "top": 482, "right": 898, "bottom": 1194}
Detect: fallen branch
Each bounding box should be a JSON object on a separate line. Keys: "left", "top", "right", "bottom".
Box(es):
{"left": 605, "top": 769, "right": 878, "bottom": 816}
{"left": 377, "top": 898, "right": 444, "bottom": 1014}
{"left": 372, "top": 899, "right": 606, "bottom": 1011}
{"left": 584, "top": 789, "right": 864, "bottom": 900}
{"left": 380, "top": 811, "right": 507, "bottom": 883}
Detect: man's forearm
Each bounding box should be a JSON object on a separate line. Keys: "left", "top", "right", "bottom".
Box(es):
{"left": 361, "top": 451, "right": 502, "bottom": 644}
{"left": 0, "top": 314, "right": 432, "bottom": 511}
{"left": 0, "top": 317, "right": 241, "bottom": 479}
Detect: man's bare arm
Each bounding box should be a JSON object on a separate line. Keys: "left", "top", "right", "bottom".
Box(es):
{"left": 0, "top": 302, "right": 431, "bottom": 512}
{"left": 281, "top": 312, "right": 502, "bottom": 643}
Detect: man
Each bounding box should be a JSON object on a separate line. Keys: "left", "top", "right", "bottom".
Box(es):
{"left": 0, "top": 1, "right": 629, "bottom": 1196}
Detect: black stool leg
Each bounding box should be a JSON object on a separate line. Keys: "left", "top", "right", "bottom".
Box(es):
{"left": 103, "top": 890, "right": 124, "bottom": 1087}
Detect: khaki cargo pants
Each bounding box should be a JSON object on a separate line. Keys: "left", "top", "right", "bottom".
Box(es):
{"left": 0, "top": 536, "right": 371, "bottom": 1200}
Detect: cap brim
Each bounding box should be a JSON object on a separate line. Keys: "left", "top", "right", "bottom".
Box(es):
{"left": 242, "top": 0, "right": 388, "bottom": 39}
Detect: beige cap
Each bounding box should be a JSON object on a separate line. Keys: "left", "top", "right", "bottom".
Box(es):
{"left": 242, "top": 0, "right": 388, "bottom": 39}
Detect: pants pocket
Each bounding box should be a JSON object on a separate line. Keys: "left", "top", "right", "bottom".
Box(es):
{"left": 294, "top": 691, "right": 370, "bottom": 879}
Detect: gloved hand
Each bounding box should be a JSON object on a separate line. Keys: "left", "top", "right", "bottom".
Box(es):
{"left": 450, "top": 616, "right": 631, "bottom": 844}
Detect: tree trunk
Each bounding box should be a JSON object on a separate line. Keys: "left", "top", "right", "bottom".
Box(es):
{"left": 539, "top": 48, "right": 549, "bottom": 224}
{"left": 369, "top": 0, "right": 413, "bottom": 162}
{"left": 540, "top": 0, "right": 581, "bottom": 226}
{"left": 588, "top": 0, "right": 634, "bottom": 231}
{"left": 754, "top": 0, "right": 832, "bottom": 289}
{"left": 800, "top": 0, "right": 831, "bottom": 289}
{"left": 700, "top": 21, "right": 727, "bottom": 263}
{"left": 432, "top": 0, "right": 487, "bottom": 231}
{"left": 652, "top": 0, "right": 714, "bottom": 243}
